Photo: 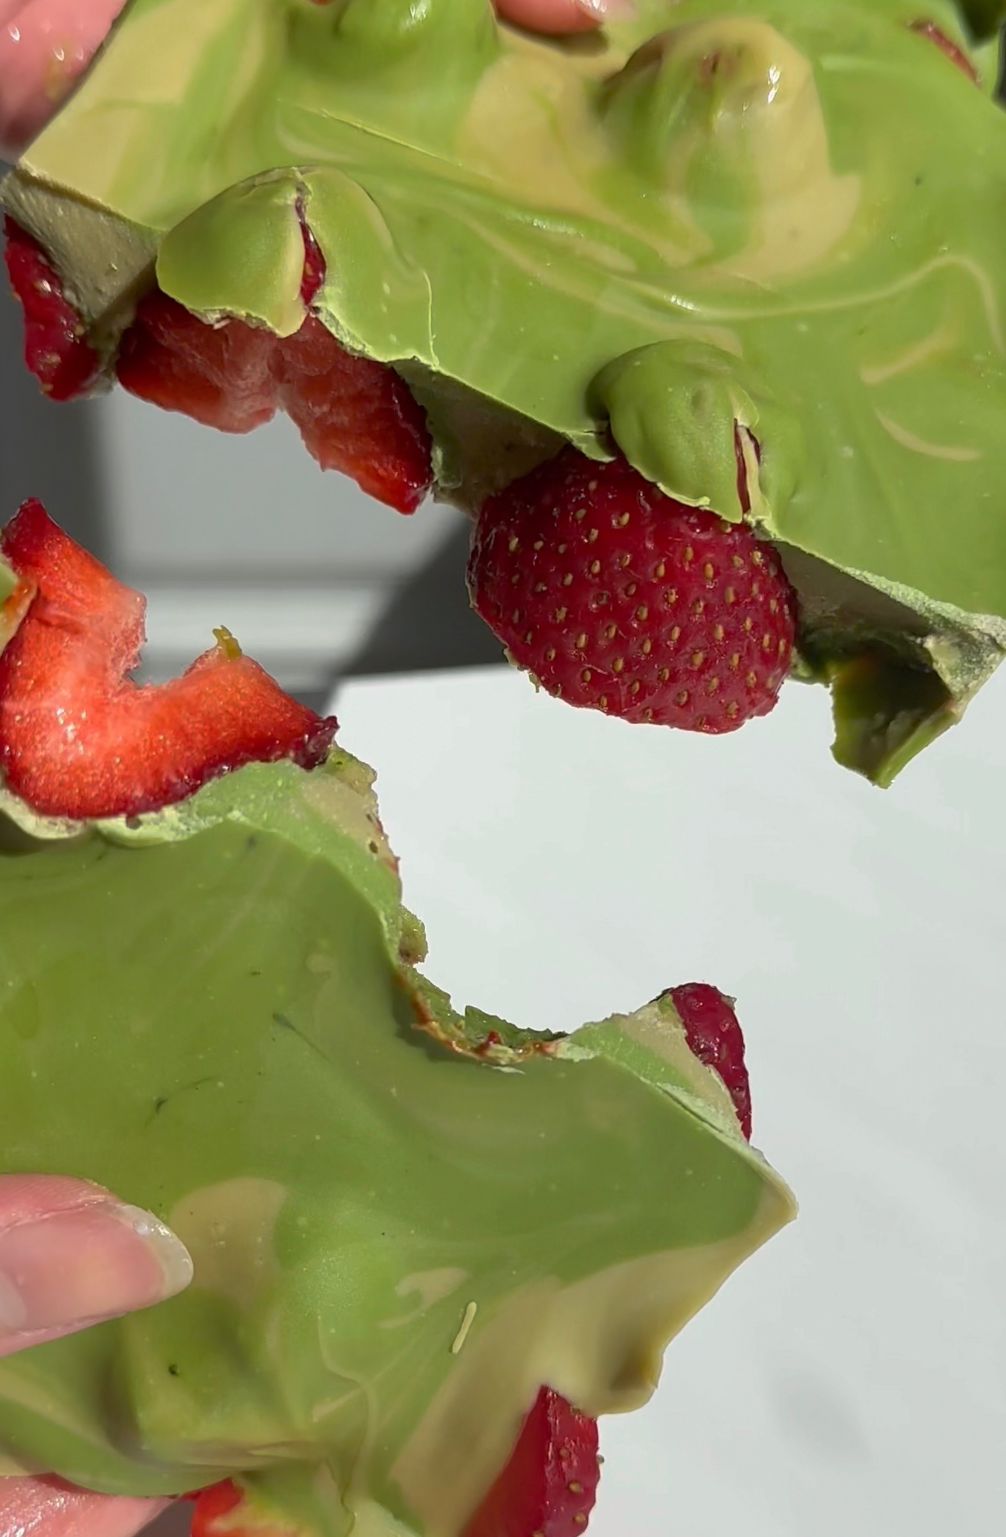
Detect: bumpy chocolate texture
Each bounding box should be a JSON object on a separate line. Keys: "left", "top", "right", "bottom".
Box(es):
{"left": 3, "top": 0, "right": 1005, "bottom": 783}
{"left": 0, "top": 746, "right": 793, "bottom": 1536}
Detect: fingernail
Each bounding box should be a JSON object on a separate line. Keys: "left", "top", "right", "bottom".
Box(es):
{"left": 576, "top": 0, "right": 633, "bottom": 20}
{"left": 0, "top": 1199, "right": 193, "bottom": 1339}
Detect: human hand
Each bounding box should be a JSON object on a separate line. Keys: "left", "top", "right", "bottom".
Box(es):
{"left": 0, "top": 0, "right": 617, "bottom": 159}
{"left": 0, "top": 1175, "right": 192, "bottom": 1537}
{"left": 0, "top": 0, "right": 127, "bottom": 159}
{"left": 494, "top": 0, "right": 612, "bottom": 34}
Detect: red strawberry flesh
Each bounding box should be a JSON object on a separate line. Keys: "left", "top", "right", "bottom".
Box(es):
{"left": 112, "top": 212, "right": 432, "bottom": 514}
{"left": 909, "top": 19, "right": 979, "bottom": 81}
{"left": 671, "top": 982, "right": 752, "bottom": 1140}
{"left": 116, "top": 291, "right": 277, "bottom": 434}
{"left": 463, "top": 1387, "right": 600, "bottom": 1537}
{"left": 0, "top": 500, "right": 337, "bottom": 820}
{"left": 0, "top": 575, "right": 35, "bottom": 653}
{"left": 3, "top": 213, "right": 433, "bottom": 514}
{"left": 3, "top": 217, "right": 102, "bottom": 402}
{"left": 298, "top": 205, "right": 327, "bottom": 305}
{"left": 469, "top": 447, "right": 797, "bottom": 733}
{"left": 276, "top": 315, "right": 432, "bottom": 509}
{"left": 191, "top": 1480, "right": 290, "bottom": 1537}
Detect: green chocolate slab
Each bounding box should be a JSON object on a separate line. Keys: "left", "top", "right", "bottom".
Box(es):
{"left": 0, "top": 749, "right": 793, "bottom": 1537}
{"left": 4, "top": 0, "right": 1005, "bottom": 782}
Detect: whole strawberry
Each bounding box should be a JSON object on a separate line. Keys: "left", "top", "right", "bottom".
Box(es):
{"left": 468, "top": 448, "right": 798, "bottom": 733}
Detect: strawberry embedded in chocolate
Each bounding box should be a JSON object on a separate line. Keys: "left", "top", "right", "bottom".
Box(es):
{"left": 113, "top": 207, "right": 431, "bottom": 515}
{"left": 276, "top": 315, "right": 433, "bottom": 510}
{"left": 190, "top": 1388, "right": 599, "bottom": 1537}
{"left": 2, "top": 217, "right": 102, "bottom": 402}
{"left": 468, "top": 447, "right": 798, "bottom": 733}
{"left": 280, "top": 213, "right": 435, "bottom": 507}
{"left": 191, "top": 1480, "right": 290, "bottom": 1537}
{"left": 909, "top": 20, "right": 979, "bottom": 82}
{"left": 0, "top": 500, "right": 337, "bottom": 820}
{"left": 671, "top": 982, "right": 752, "bottom": 1141}
{"left": 115, "top": 293, "right": 433, "bottom": 515}
{"left": 116, "top": 291, "right": 276, "bottom": 434}
{"left": 2, "top": 215, "right": 433, "bottom": 514}
{"left": 462, "top": 1387, "right": 600, "bottom": 1537}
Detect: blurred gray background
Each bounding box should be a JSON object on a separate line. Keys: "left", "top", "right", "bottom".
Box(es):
{"left": 0, "top": 272, "right": 503, "bottom": 708}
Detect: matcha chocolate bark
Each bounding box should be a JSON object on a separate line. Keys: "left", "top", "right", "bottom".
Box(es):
{"left": 0, "top": 507, "right": 794, "bottom": 1537}
{"left": 6, "top": 0, "right": 1003, "bottom": 780}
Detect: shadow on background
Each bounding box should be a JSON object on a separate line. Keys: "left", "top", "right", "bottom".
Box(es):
{"left": 339, "top": 519, "right": 503, "bottom": 685}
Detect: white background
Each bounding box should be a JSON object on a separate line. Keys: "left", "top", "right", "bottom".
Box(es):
{"left": 329, "top": 664, "right": 1006, "bottom": 1537}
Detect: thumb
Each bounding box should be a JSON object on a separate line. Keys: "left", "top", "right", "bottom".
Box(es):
{"left": 0, "top": 1176, "right": 192, "bottom": 1358}
{"left": 494, "top": 0, "right": 611, "bottom": 35}
{"left": 0, "top": 0, "right": 127, "bottom": 159}
{"left": 0, "top": 1477, "right": 171, "bottom": 1537}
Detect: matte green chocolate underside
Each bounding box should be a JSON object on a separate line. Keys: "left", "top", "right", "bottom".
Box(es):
{"left": 0, "top": 754, "right": 792, "bottom": 1536}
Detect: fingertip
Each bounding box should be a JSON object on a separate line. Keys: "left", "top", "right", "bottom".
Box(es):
{"left": 0, "top": 1188, "right": 192, "bottom": 1357}
{"left": 0, "top": 0, "right": 127, "bottom": 158}
{"left": 494, "top": 0, "right": 604, "bottom": 36}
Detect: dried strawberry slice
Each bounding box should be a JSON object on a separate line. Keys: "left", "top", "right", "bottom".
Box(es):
{"left": 0, "top": 500, "right": 336, "bottom": 820}
{"left": 3, "top": 217, "right": 102, "bottom": 401}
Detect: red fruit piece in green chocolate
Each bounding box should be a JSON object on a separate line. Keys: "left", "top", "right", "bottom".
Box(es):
{"left": 462, "top": 1387, "right": 600, "bottom": 1537}
{"left": 116, "top": 292, "right": 277, "bottom": 435}
{"left": 276, "top": 314, "right": 433, "bottom": 511}
{"left": 909, "top": 19, "right": 978, "bottom": 82}
{"left": 114, "top": 211, "right": 432, "bottom": 515}
{"left": 115, "top": 292, "right": 433, "bottom": 514}
{"left": 191, "top": 1388, "right": 600, "bottom": 1537}
{"left": 469, "top": 447, "right": 797, "bottom": 734}
{"left": 3, "top": 217, "right": 102, "bottom": 402}
{"left": 671, "top": 982, "right": 752, "bottom": 1141}
{"left": 0, "top": 500, "right": 336, "bottom": 821}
